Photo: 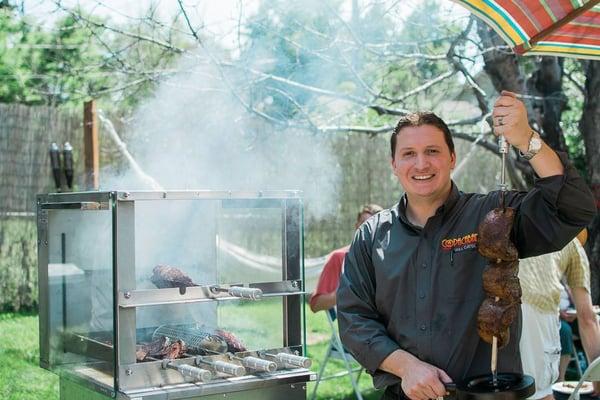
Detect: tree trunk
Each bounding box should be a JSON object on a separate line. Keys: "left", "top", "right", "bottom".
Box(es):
{"left": 579, "top": 60, "right": 600, "bottom": 303}
{"left": 476, "top": 23, "right": 526, "bottom": 94}
{"left": 526, "top": 57, "right": 568, "bottom": 152}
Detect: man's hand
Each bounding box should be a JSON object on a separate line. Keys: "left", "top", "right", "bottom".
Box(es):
{"left": 400, "top": 358, "right": 453, "bottom": 400}
{"left": 492, "top": 90, "right": 532, "bottom": 153}
{"left": 380, "top": 350, "right": 452, "bottom": 400}
{"left": 559, "top": 309, "right": 577, "bottom": 323}
{"left": 492, "top": 89, "right": 563, "bottom": 177}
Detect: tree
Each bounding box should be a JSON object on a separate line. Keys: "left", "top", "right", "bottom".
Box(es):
{"left": 8, "top": 0, "right": 599, "bottom": 298}
{"left": 0, "top": 4, "right": 182, "bottom": 110}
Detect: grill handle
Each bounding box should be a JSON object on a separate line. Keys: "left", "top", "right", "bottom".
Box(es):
{"left": 196, "top": 358, "right": 246, "bottom": 377}
{"left": 228, "top": 287, "right": 263, "bottom": 300}
{"left": 273, "top": 353, "right": 312, "bottom": 368}
{"left": 165, "top": 362, "right": 212, "bottom": 382}
{"left": 241, "top": 356, "right": 277, "bottom": 372}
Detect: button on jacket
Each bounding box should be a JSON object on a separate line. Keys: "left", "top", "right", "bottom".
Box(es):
{"left": 337, "top": 152, "right": 596, "bottom": 397}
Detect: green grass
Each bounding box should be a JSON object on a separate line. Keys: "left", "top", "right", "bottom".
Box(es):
{"left": 305, "top": 310, "right": 383, "bottom": 400}
{"left": 0, "top": 308, "right": 382, "bottom": 399}
{"left": 0, "top": 313, "right": 59, "bottom": 400}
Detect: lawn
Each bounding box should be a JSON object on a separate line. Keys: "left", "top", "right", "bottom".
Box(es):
{"left": 0, "top": 313, "right": 59, "bottom": 400}
{"left": 0, "top": 308, "right": 382, "bottom": 400}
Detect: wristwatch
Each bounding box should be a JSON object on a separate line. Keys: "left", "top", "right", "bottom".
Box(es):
{"left": 519, "top": 131, "right": 542, "bottom": 160}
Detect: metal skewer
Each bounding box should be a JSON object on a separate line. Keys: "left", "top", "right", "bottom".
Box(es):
{"left": 491, "top": 130, "right": 509, "bottom": 386}
{"left": 498, "top": 135, "right": 509, "bottom": 209}
{"left": 491, "top": 296, "right": 500, "bottom": 386}
{"left": 147, "top": 356, "right": 213, "bottom": 382}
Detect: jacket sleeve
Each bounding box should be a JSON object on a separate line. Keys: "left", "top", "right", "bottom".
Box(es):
{"left": 336, "top": 220, "right": 400, "bottom": 377}
{"left": 506, "top": 152, "right": 596, "bottom": 258}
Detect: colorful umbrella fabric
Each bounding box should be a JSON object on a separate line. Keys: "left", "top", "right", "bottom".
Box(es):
{"left": 451, "top": 0, "right": 600, "bottom": 60}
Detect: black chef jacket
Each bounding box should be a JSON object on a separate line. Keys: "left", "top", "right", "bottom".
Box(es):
{"left": 337, "top": 152, "right": 596, "bottom": 398}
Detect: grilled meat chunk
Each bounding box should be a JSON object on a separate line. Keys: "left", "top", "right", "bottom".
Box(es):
{"left": 136, "top": 336, "right": 187, "bottom": 361}
{"left": 482, "top": 262, "right": 521, "bottom": 300}
{"left": 477, "top": 298, "right": 518, "bottom": 348}
{"left": 477, "top": 207, "right": 518, "bottom": 261}
{"left": 151, "top": 264, "right": 197, "bottom": 289}
{"left": 215, "top": 329, "right": 247, "bottom": 353}
{"left": 160, "top": 339, "right": 187, "bottom": 359}
{"left": 136, "top": 336, "right": 166, "bottom": 361}
{"left": 478, "top": 326, "right": 510, "bottom": 348}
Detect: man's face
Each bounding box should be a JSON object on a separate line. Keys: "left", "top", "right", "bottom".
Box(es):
{"left": 391, "top": 125, "right": 456, "bottom": 202}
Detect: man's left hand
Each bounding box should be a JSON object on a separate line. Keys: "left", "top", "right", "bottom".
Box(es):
{"left": 492, "top": 90, "right": 532, "bottom": 153}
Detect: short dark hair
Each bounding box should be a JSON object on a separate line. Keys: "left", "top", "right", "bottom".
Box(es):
{"left": 356, "top": 204, "right": 383, "bottom": 222}
{"left": 390, "top": 112, "right": 455, "bottom": 159}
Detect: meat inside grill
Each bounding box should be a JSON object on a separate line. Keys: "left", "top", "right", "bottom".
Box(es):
{"left": 136, "top": 336, "right": 187, "bottom": 361}
{"left": 151, "top": 264, "right": 198, "bottom": 288}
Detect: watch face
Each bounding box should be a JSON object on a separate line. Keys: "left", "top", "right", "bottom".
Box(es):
{"left": 530, "top": 136, "right": 542, "bottom": 152}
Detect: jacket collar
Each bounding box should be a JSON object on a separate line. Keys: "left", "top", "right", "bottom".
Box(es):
{"left": 397, "top": 181, "right": 460, "bottom": 229}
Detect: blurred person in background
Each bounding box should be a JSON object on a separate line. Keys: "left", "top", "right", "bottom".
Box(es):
{"left": 518, "top": 229, "right": 600, "bottom": 399}
{"left": 309, "top": 204, "right": 383, "bottom": 313}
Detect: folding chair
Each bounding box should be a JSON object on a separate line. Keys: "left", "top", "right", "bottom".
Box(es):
{"left": 569, "top": 334, "right": 584, "bottom": 379}
{"left": 310, "top": 308, "right": 364, "bottom": 400}
{"left": 567, "top": 356, "right": 600, "bottom": 400}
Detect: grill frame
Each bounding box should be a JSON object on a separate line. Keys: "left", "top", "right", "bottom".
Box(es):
{"left": 37, "top": 190, "right": 311, "bottom": 399}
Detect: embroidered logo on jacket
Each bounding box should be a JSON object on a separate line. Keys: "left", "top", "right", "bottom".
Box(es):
{"left": 441, "top": 233, "right": 478, "bottom": 252}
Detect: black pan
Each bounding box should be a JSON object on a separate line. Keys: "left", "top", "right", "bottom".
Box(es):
{"left": 445, "top": 373, "right": 535, "bottom": 400}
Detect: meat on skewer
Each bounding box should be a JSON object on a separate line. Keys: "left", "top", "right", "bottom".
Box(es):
{"left": 477, "top": 298, "right": 519, "bottom": 348}
{"left": 151, "top": 264, "right": 198, "bottom": 289}
{"left": 477, "top": 207, "right": 518, "bottom": 261}
{"left": 215, "top": 329, "right": 247, "bottom": 353}
{"left": 482, "top": 262, "right": 521, "bottom": 300}
{"left": 477, "top": 204, "right": 521, "bottom": 350}
{"left": 136, "top": 336, "right": 187, "bottom": 361}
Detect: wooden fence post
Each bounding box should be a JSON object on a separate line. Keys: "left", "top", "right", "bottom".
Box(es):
{"left": 83, "top": 100, "right": 99, "bottom": 190}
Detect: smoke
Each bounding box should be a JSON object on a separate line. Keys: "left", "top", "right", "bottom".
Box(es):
{"left": 100, "top": 47, "right": 341, "bottom": 220}
{"left": 94, "top": 20, "right": 346, "bottom": 337}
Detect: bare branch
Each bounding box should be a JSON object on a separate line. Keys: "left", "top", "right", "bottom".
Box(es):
{"left": 390, "top": 70, "right": 456, "bottom": 105}
{"left": 219, "top": 61, "right": 410, "bottom": 116}
{"left": 447, "top": 18, "right": 489, "bottom": 114}
{"left": 55, "top": 1, "right": 185, "bottom": 54}
{"left": 177, "top": 0, "right": 200, "bottom": 41}
{"left": 563, "top": 69, "right": 586, "bottom": 95}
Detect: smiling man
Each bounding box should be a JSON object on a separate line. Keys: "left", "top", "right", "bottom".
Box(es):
{"left": 336, "top": 91, "right": 596, "bottom": 400}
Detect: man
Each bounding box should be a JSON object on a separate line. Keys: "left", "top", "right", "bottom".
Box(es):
{"left": 519, "top": 229, "right": 600, "bottom": 399}
{"left": 337, "top": 91, "right": 596, "bottom": 400}
{"left": 309, "top": 204, "right": 383, "bottom": 313}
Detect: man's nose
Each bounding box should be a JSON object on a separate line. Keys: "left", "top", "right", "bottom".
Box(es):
{"left": 415, "top": 153, "right": 429, "bottom": 169}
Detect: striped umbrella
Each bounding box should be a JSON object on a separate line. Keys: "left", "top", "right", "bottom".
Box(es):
{"left": 451, "top": 0, "right": 600, "bottom": 60}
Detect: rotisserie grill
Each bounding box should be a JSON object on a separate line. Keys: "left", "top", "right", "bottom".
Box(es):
{"left": 37, "top": 190, "right": 312, "bottom": 400}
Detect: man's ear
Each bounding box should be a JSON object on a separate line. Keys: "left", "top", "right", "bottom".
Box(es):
{"left": 450, "top": 152, "right": 456, "bottom": 169}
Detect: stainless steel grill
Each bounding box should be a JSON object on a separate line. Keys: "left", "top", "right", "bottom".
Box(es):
{"left": 37, "top": 190, "right": 313, "bottom": 400}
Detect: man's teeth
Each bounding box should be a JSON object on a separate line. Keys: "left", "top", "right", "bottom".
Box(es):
{"left": 413, "top": 175, "right": 433, "bottom": 180}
